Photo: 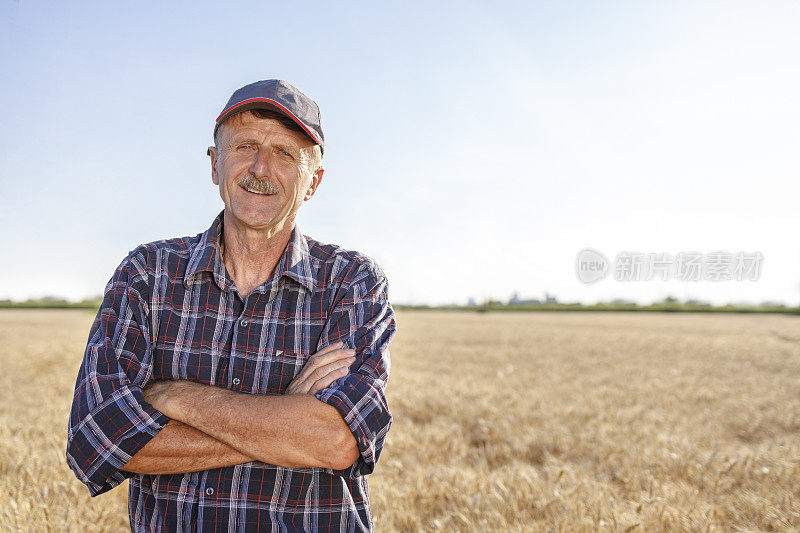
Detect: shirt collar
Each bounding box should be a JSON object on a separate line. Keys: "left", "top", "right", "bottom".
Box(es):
{"left": 184, "top": 210, "right": 316, "bottom": 293}
{"left": 279, "top": 223, "right": 317, "bottom": 292}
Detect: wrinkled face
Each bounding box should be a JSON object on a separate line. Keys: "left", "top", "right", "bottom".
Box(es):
{"left": 209, "top": 111, "right": 323, "bottom": 234}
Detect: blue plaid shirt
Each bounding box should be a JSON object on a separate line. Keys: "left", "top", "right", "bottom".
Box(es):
{"left": 66, "top": 211, "right": 395, "bottom": 532}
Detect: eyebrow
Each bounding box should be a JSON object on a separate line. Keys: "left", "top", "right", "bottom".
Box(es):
{"left": 229, "top": 137, "right": 260, "bottom": 146}
{"left": 273, "top": 143, "right": 302, "bottom": 157}
{"left": 225, "top": 136, "right": 303, "bottom": 157}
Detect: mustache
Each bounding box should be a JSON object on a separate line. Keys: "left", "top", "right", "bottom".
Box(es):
{"left": 238, "top": 173, "right": 279, "bottom": 195}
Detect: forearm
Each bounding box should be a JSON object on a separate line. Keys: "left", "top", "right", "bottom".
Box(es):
{"left": 121, "top": 419, "right": 254, "bottom": 475}
{"left": 158, "top": 383, "right": 358, "bottom": 470}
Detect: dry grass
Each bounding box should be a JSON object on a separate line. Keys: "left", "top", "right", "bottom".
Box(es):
{"left": 1, "top": 309, "right": 799, "bottom": 532}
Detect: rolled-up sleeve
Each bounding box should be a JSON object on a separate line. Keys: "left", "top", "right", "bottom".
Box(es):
{"left": 314, "top": 263, "right": 396, "bottom": 478}
{"left": 66, "top": 249, "right": 170, "bottom": 496}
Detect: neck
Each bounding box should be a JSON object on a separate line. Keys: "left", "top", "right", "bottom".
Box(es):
{"left": 220, "top": 211, "right": 295, "bottom": 298}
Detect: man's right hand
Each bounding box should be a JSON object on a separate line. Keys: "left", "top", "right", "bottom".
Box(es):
{"left": 285, "top": 341, "right": 356, "bottom": 395}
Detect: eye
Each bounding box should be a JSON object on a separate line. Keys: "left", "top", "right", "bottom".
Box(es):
{"left": 237, "top": 144, "right": 256, "bottom": 151}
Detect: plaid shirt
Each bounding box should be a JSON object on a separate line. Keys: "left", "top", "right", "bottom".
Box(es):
{"left": 66, "top": 211, "right": 395, "bottom": 532}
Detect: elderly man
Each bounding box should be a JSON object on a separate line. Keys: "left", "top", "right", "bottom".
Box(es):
{"left": 66, "top": 79, "right": 395, "bottom": 532}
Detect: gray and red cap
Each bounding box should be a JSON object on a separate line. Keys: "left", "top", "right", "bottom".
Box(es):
{"left": 213, "top": 79, "right": 324, "bottom": 155}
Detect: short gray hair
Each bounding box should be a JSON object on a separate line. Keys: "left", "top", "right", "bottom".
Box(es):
{"left": 301, "top": 144, "right": 323, "bottom": 178}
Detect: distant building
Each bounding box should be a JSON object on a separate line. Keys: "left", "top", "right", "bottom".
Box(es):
{"left": 507, "top": 292, "right": 542, "bottom": 306}
{"left": 610, "top": 298, "right": 636, "bottom": 305}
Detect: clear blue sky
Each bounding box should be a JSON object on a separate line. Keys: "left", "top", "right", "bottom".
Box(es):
{"left": 1, "top": 0, "right": 798, "bottom": 306}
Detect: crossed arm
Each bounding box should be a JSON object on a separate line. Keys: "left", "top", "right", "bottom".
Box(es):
{"left": 122, "top": 342, "right": 359, "bottom": 474}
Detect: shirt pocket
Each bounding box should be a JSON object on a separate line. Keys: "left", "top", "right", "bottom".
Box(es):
{"left": 151, "top": 306, "right": 223, "bottom": 385}
{"left": 250, "top": 348, "right": 310, "bottom": 395}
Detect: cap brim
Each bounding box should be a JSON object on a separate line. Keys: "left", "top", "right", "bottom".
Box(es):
{"left": 214, "top": 98, "right": 323, "bottom": 147}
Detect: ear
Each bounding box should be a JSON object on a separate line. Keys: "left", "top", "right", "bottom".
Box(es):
{"left": 208, "top": 147, "right": 220, "bottom": 185}
{"left": 303, "top": 168, "right": 324, "bottom": 201}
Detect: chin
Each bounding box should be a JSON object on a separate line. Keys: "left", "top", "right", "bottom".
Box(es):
{"left": 228, "top": 204, "right": 291, "bottom": 232}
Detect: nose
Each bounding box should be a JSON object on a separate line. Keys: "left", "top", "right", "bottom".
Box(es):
{"left": 249, "top": 146, "right": 272, "bottom": 178}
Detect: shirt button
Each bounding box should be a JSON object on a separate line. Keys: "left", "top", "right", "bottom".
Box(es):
{"left": 206, "top": 487, "right": 214, "bottom": 496}
{"left": 240, "top": 318, "right": 249, "bottom": 327}
{"left": 232, "top": 378, "right": 241, "bottom": 385}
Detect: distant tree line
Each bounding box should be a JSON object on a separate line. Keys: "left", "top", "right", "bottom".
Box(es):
{"left": 396, "top": 295, "right": 800, "bottom": 315}
{"left": 0, "top": 296, "right": 102, "bottom": 310}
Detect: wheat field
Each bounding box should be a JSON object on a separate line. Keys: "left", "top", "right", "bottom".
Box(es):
{"left": 1, "top": 309, "right": 799, "bottom": 532}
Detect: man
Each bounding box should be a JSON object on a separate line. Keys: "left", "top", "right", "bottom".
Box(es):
{"left": 66, "top": 79, "right": 395, "bottom": 532}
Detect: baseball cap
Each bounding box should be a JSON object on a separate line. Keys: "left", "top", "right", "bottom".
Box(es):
{"left": 212, "top": 79, "right": 324, "bottom": 155}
